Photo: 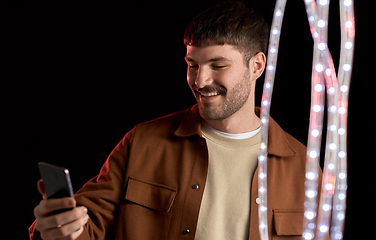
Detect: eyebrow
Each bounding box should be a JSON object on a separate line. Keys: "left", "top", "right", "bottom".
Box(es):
{"left": 184, "top": 56, "right": 233, "bottom": 63}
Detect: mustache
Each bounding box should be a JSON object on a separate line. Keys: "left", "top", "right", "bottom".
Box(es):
{"left": 193, "top": 85, "right": 227, "bottom": 94}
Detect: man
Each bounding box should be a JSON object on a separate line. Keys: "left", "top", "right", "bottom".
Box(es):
{"left": 30, "top": 1, "right": 322, "bottom": 240}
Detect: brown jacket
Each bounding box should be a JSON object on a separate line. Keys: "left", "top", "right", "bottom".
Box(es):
{"left": 29, "top": 105, "right": 321, "bottom": 240}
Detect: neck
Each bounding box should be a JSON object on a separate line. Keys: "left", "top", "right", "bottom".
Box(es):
{"left": 203, "top": 103, "right": 260, "bottom": 134}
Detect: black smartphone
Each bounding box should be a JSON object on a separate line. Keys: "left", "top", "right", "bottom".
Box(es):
{"left": 38, "top": 162, "right": 75, "bottom": 212}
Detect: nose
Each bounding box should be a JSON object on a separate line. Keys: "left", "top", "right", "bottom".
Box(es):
{"left": 195, "top": 66, "right": 213, "bottom": 89}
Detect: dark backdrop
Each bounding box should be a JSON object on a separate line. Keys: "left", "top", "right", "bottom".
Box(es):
{"left": 1, "top": 0, "right": 373, "bottom": 239}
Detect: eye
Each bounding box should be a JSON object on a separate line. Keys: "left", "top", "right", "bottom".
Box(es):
{"left": 189, "top": 65, "right": 199, "bottom": 69}
{"left": 212, "top": 65, "right": 226, "bottom": 69}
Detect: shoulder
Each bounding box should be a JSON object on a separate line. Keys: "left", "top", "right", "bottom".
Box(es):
{"left": 131, "top": 108, "right": 189, "bottom": 139}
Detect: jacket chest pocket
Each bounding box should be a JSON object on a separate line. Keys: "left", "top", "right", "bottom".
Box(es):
{"left": 272, "top": 209, "right": 304, "bottom": 239}
{"left": 117, "top": 177, "right": 177, "bottom": 240}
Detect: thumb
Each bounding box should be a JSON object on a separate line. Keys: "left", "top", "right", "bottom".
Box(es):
{"left": 37, "top": 179, "right": 47, "bottom": 200}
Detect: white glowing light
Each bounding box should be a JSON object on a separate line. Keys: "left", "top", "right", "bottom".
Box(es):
{"left": 262, "top": 100, "right": 269, "bottom": 106}
{"left": 272, "top": 29, "right": 279, "bottom": 35}
{"left": 325, "top": 68, "right": 332, "bottom": 76}
{"left": 275, "top": 10, "right": 282, "bottom": 17}
{"left": 338, "top": 151, "right": 346, "bottom": 158}
{"left": 309, "top": 151, "right": 318, "bottom": 158}
{"left": 338, "top": 193, "right": 346, "bottom": 200}
{"left": 305, "top": 211, "right": 315, "bottom": 219}
{"left": 322, "top": 204, "right": 331, "bottom": 211}
{"left": 338, "top": 128, "right": 345, "bottom": 135}
{"left": 329, "top": 124, "right": 337, "bottom": 131}
{"left": 343, "top": 64, "right": 351, "bottom": 71}
{"left": 340, "top": 85, "right": 348, "bottom": 92}
{"left": 329, "top": 105, "right": 337, "bottom": 112}
{"left": 337, "top": 213, "right": 345, "bottom": 220}
{"left": 329, "top": 143, "right": 337, "bottom": 150}
{"left": 345, "top": 20, "right": 353, "bottom": 28}
{"left": 339, "top": 172, "right": 346, "bottom": 179}
{"left": 306, "top": 190, "right": 316, "bottom": 198}
{"left": 314, "top": 84, "right": 323, "bottom": 92}
{"left": 315, "top": 64, "right": 324, "bottom": 72}
{"left": 344, "top": 0, "right": 352, "bottom": 7}
{"left": 313, "top": 105, "right": 322, "bottom": 112}
{"left": 318, "top": 42, "right": 326, "bottom": 50}
{"left": 335, "top": 232, "right": 343, "bottom": 239}
{"left": 303, "top": 232, "right": 314, "bottom": 240}
{"left": 267, "top": 65, "right": 274, "bottom": 71}
{"left": 344, "top": 41, "right": 352, "bottom": 49}
{"left": 311, "top": 129, "right": 319, "bottom": 137}
{"left": 328, "top": 163, "right": 334, "bottom": 170}
{"left": 328, "top": 87, "right": 335, "bottom": 94}
{"left": 319, "top": 0, "right": 328, "bottom": 5}
{"left": 306, "top": 171, "right": 316, "bottom": 180}
{"left": 319, "top": 225, "right": 328, "bottom": 232}
{"left": 338, "top": 107, "right": 346, "bottom": 114}
{"left": 325, "top": 183, "right": 333, "bottom": 191}
{"left": 317, "top": 20, "right": 326, "bottom": 28}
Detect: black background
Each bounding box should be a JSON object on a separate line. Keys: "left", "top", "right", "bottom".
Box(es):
{"left": 1, "top": 0, "right": 373, "bottom": 239}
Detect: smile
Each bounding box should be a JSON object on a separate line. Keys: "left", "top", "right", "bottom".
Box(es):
{"left": 199, "top": 91, "right": 221, "bottom": 97}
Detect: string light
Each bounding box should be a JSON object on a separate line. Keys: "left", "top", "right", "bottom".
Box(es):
{"left": 258, "top": 1, "right": 287, "bottom": 239}
{"left": 260, "top": 1, "right": 354, "bottom": 240}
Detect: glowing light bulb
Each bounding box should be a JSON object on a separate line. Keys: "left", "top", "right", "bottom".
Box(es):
{"left": 318, "top": 42, "right": 326, "bottom": 50}
{"left": 340, "top": 85, "right": 348, "bottom": 92}
{"left": 319, "top": 225, "right": 328, "bottom": 232}
{"left": 343, "top": 64, "right": 351, "bottom": 71}
{"left": 315, "top": 64, "right": 324, "bottom": 72}
{"left": 314, "top": 84, "right": 323, "bottom": 92}
{"left": 317, "top": 20, "right": 326, "bottom": 28}
{"left": 311, "top": 129, "right": 319, "bottom": 137}
{"left": 344, "top": 41, "right": 352, "bottom": 49}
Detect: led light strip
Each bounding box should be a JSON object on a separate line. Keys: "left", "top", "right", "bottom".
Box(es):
{"left": 303, "top": 1, "right": 340, "bottom": 239}
{"left": 258, "top": 1, "right": 287, "bottom": 240}
{"left": 259, "top": 1, "right": 354, "bottom": 240}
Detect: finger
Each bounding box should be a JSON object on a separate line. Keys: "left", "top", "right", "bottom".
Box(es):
{"left": 34, "top": 197, "right": 76, "bottom": 218}
{"left": 41, "top": 213, "right": 89, "bottom": 240}
{"left": 63, "top": 226, "right": 84, "bottom": 240}
{"left": 41, "top": 206, "right": 87, "bottom": 230}
{"left": 37, "top": 179, "right": 47, "bottom": 200}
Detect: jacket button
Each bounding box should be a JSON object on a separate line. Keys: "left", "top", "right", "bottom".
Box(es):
{"left": 255, "top": 198, "right": 261, "bottom": 204}
{"left": 192, "top": 184, "right": 199, "bottom": 190}
{"left": 183, "top": 229, "right": 190, "bottom": 235}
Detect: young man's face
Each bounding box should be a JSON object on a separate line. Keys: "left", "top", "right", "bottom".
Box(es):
{"left": 185, "top": 44, "right": 253, "bottom": 121}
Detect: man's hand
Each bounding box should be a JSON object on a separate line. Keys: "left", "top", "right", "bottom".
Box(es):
{"left": 33, "top": 180, "right": 89, "bottom": 240}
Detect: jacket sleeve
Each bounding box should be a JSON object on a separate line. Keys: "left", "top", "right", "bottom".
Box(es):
{"left": 29, "top": 129, "right": 134, "bottom": 240}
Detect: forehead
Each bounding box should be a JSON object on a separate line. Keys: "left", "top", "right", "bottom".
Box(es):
{"left": 185, "top": 44, "right": 243, "bottom": 63}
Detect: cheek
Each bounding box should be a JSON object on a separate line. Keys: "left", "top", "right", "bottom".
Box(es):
{"left": 214, "top": 69, "right": 243, "bottom": 88}
{"left": 187, "top": 69, "right": 197, "bottom": 86}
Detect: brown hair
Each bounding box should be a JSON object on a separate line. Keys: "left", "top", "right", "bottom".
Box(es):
{"left": 184, "top": 0, "right": 269, "bottom": 65}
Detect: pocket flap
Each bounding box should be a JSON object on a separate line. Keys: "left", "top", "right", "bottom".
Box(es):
{"left": 125, "top": 177, "right": 177, "bottom": 212}
{"left": 273, "top": 209, "right": 304, "bottom": 236}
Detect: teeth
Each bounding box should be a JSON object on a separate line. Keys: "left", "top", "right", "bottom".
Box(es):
{"left": 200, "top": 92, "right": 220, "bottom": 97}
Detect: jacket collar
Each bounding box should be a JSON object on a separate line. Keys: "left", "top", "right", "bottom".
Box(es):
{"left": 174, "top": 105, "right": 296, "bottom": 157}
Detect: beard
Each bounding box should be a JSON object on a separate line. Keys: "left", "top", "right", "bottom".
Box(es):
{"left": 197, "top": 71, "right": 252, "bottom": 121}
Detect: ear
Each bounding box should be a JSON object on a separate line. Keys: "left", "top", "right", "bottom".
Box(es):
{"left": 248, "top": 52, "right": 266, "bottom": 81}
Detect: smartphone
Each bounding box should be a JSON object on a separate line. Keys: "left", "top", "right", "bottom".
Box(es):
{"left": 38, "top": 162, "right": 75, "bottom": 212}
